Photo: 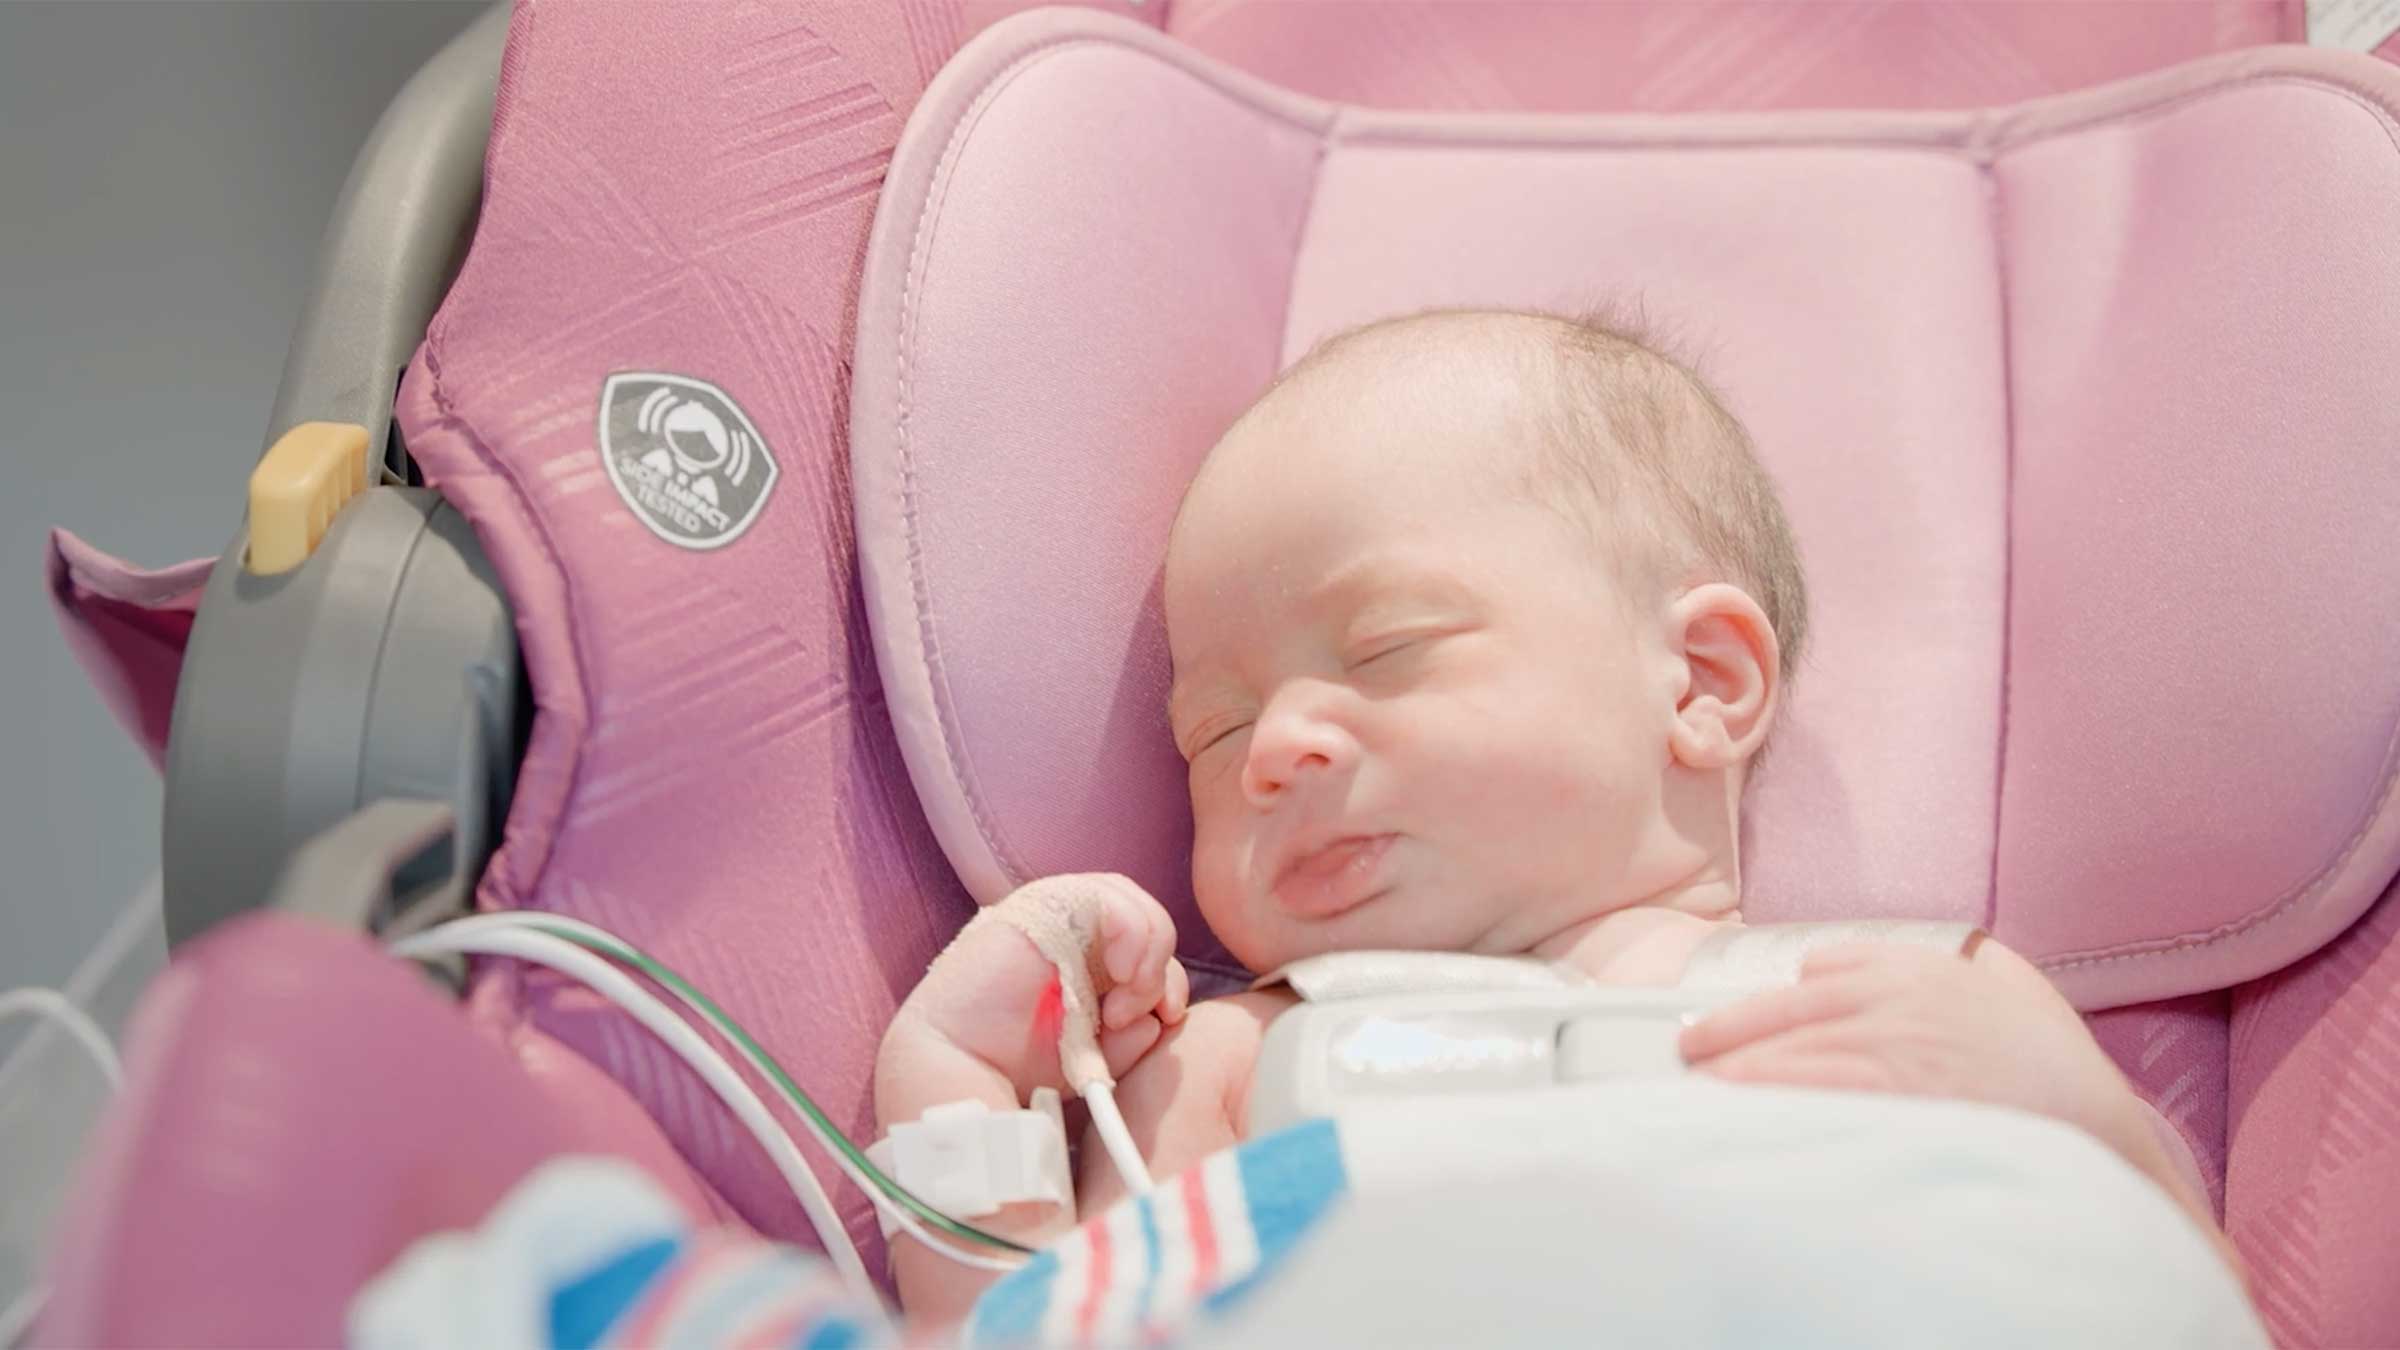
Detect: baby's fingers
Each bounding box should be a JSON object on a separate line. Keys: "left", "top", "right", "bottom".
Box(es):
{"left": 1698, "top": 1046, "right": 1894, "bottom": 1093}
{"left": 1096, "top": 881, "right": 1172, "bottom": 980}
{"left": 1099, "top": 1015, "right": 1163, "bottom": 1080}
{"left": 1161, "top": 958, "right": 1190, "bottom": 1026}
{"left": 1679, "top": 976, "right": 1873, "bottom": 1064}
{"left": 1098, "top": 959, "right": 1188, "bottom": 1031}
{"left": 1099, "top": 890, "right": 1175, "bottom": 1000}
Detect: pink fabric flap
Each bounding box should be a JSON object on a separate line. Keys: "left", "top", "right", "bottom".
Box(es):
{"left": 37, "top": 911, "right": 719, "bottom": 1348}
{"left": 44, "top": 529, "right": 212, "bottom": 771}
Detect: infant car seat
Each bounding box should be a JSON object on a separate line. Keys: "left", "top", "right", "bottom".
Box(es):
{"left": 37, "top": 2, "right": 2400, "bottom": 1345}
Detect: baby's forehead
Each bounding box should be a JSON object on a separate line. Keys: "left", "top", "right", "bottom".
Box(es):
{"left": 1169, "top": 329, "right": 1574, "bottom": 601}
{"left": 1273, "top": 314, "right": 1544, "bottom": 414}
{"left": 1199, "top": 333, "right": 1550, "bottom": 505}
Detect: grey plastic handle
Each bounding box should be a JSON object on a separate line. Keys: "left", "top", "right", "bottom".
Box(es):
{"left": 262, "top": 1, "right": 508, "bottom": 469}
{"left": 162, "top": 488, "right": 522, "bottom": 949}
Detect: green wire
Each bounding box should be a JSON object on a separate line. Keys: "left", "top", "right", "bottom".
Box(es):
{"left": 523, "top": 922, "right": 1035, "bottom": 1257}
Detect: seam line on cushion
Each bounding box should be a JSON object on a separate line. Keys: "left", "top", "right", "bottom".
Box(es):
{"left": 2045, "top": 722, "right": 2400, "bottom": 973}
{"left": 1326, "top": 73, "right": 2400, "bottom": 165}
{"left": 1982, "top": 129, "right": 2015, "bottom": 939}
{"left": 422, "top": 371, "right": 593, "bottom": 872}
{"left": 1993, "top": 71, "right": 2400, "bottom": 161}
{"left": 1277, "top": 109, "right": 1339, "bottom": 369}
{"left": 417, "top": 340, "right": 589, "bottom": 1040}
{"left": 1341, "top": 128, "right": 1965, "bottom": 157}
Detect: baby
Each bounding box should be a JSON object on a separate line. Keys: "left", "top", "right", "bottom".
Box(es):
{"left": 874, "top": 309, "right": 2239, "bottom": 1324}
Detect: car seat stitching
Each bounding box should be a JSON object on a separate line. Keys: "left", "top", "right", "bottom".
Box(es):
{"left": 1982, "top": 120, "right": 2017, "bottom": 942}
{"left": 418, "top": 339, "right": 595, "bottom": 921}
{"left": 1328, "top": 72, "right": 2400, "bottom": 162}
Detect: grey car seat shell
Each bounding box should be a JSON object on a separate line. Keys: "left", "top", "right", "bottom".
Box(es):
{"left": 159, "top": 3, "right": 524, "bottom": 948}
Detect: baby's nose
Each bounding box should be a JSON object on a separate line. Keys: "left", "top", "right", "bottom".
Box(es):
{"left": 1241, "top": 702, "right": 1351, "bottom": 807}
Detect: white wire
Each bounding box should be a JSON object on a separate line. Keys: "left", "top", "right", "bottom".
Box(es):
{"left": 452, "top": 915, "right": 1026, "bottom": 1274}
{"left": 436, "top": 915, "right": 1024, "bottom": 1272}
{"left": 400, "top": 916, "right": 1025, "bottom": 1276}
{"left": 1082, "top": 1081, "right": 1153, "bottom": 1195}
{"left": 388, "top": 924, "right": 881, "bottom": 1297}
{"left": 0, "top": 1286, "right": 42, "bottom": 1350}
{"left": 0, "top": 987, "right": 123, "bottom": 1090}
{"left": 0, "top": 990, "right": 118, "bottom": 1350}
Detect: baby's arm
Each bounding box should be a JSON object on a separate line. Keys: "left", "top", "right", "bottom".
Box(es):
{"left": 874, "top": 878, "right": 1190, "bottom": 1328}
{"left": 1681, "top": 938, "right": 2247, "bottom": 1290}
{"left": 874, "top": 1017, "right": 1082, "bottom": 1327}
{"left": 1964, "top": 942, "right": 2247, "bottom": 1289}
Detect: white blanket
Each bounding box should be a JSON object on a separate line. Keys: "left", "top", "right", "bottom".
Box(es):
{"left": 1193, "top": 1079, "right": 2267, "bottom": 1349}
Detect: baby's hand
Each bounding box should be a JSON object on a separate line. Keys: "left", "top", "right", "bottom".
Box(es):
{"left": 1678, "top": 939, "right": 2142, "bottom": 1155}
{"left": 1679, "top": 937, "right": 2251, "bottom": 1288}
{"left": 889, "top": 873, "right": 1191, "bottom": 1100}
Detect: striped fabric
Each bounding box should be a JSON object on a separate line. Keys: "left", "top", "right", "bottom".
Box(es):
{"left": 347, "top": 1157, "right": 894, "bottom": 1350}
{"left": 352, "top": 1126, "right": 1348, "bottom": 1350}
{"left": 965, "top": 1119, "right": 1347, "bottom": 1348}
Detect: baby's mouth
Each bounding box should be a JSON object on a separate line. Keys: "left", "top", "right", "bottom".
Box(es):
{"left": 1270, "top": 833, "right": 1398, "bottom": 920}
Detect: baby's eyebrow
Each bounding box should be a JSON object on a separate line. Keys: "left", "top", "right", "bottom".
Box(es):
{"left": 1306, "top": 555, "right": 1478, "bottom": 616}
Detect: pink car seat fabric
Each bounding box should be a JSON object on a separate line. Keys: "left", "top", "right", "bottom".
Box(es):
{"left": 1163, "top": 0, "right": 2333, "bottom": 114}
{"left": 2088, "top": 993, "right": 2231, "bottom": 1214}
{"left": 44, "top": 530, "right": 209, "bottom": 771}
{"left": 38, "top": 13, "right": 2373, "bottom": 768}
{"left": 38, "top": 7, "right": 2375, "bottom": 790}
{"left": 35, "top": 912, "right": 718, "bottom": 1348}
{"left": 2225, "top": 875, "right": 2400, "bottom": 1349}
{"left": 388, "top": 0, "right": 1041, "bottom": 1269}
{"left": 854, "top": 15, "right": 2400, "bottom": 1019}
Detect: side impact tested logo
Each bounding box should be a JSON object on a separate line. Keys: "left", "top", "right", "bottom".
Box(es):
{"left": 598, "top": 373, "right": 779, "bottom": 549}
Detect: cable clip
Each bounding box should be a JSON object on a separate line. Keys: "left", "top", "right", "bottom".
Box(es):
{"left": 866, "top": 1090, "right": 1071, "bottom": 1236}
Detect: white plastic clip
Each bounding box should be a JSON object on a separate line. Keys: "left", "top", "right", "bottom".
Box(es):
{"left": 866, "top": 1088, "right": 1071, "bottom": 1236}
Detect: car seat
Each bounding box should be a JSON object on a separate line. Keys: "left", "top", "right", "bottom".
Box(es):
{"left": 35, "top": 2, "right": 2400, "bottom": 1345}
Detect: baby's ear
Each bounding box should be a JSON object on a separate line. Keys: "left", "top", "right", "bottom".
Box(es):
{"left": 1664, "top": 583, "right": 1779, "bottom": 772}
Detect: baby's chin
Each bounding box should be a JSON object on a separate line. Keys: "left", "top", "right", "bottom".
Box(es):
{"left": 1223, "top": 893, "right": 1473, "bottom": 975}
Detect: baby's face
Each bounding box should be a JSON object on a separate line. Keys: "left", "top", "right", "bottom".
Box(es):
{"left": 1164, "top": 365, "right": 1687, "bottom": 974}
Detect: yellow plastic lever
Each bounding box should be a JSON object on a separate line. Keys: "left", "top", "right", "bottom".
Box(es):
{"left": 248, "top": 421, "right": 371, "bottom": 575}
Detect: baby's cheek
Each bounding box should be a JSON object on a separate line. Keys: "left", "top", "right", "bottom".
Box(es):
{"left": 1187, "top": 823, "right": 1243, "bottom": 914}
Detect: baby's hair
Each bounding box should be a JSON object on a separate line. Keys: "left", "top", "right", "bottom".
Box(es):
{"left": 1289, "top": 306, "right": 1810, "bottom": 686}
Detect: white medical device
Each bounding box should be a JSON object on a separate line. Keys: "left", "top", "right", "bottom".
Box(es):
{"left": 1248, "top": 924, "right": 1978, "bottom": 1136}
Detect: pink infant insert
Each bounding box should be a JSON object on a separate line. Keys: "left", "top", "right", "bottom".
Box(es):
{"left": 37, "top": 5, "right": 2400, "bottom": 1346}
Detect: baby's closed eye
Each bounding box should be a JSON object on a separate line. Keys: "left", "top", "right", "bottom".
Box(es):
{"left": 1342, "top": 621, "right": 1478, "bottom": 679}
{"left": 1345, "top": 634, "right": 1426, "bottom": 669}
{"left": 1188, "top": 717, "right": 1253, "bottom": 757}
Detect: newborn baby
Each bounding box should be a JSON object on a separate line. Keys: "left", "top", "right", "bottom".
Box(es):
{"left": 875, "top": 309, "right": 2239, "bottom": 1324}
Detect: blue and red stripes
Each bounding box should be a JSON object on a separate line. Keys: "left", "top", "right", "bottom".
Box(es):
{"left": 964, "top": 1118, "right": 1347, "bottom": 1347}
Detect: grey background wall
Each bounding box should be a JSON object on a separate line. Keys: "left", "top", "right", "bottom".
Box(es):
{"left": 0, "top": 1, "right": 485, "bottom": 1004}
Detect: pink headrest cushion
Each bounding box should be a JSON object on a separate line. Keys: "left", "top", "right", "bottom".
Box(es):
{"left": 853, "top": 12, "right": 2400, "bottom": 1008}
